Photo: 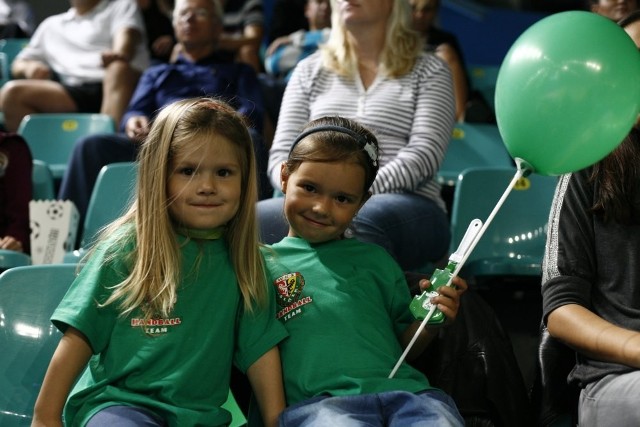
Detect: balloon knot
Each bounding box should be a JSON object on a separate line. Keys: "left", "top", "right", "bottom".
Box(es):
{"left": 515, "top": 158, "right": 534, "bottom": 176}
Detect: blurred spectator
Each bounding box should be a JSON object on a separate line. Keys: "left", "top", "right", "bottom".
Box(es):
{"left": 0, "top": 0, "right": 150, "bottom": 132}
{"left": 410, "top": 0, "right": 495, "bottom": 123}
{"left": 0, "top": 132, "right": 31, "bottom": 253}
{"left": 0, "top": 0, "right": 35, "bottom": 38}
{"left": 410, "top": 0, "right": 469, "bottom": 121}
{"left": 588, "top": 0, "right": 638, "bottom": 21}
{"left": 264, "top": 0, "right": 330, "bottom": 81}
{"left": 139, "top": 0, "right": 176, "bottom": 64}
{"left": 267, "top": 0, "right": 307, "bottom": 43}
{"left": 219, "top": 0, "right": 264, "bottom": 72}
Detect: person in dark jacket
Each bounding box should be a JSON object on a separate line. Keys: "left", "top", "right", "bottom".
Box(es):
{"left": 541, "top": 12, "right": 640, "bottom": 426}
{"left": 0, "top": 132, "right": 32, "bottom": 253}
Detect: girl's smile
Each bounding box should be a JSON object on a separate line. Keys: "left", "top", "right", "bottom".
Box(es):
{"left": 281, "top": 160, "right": 368, "bottom": 243}
{"left": 167, "top": 134, "right": 242, "bottom": 230}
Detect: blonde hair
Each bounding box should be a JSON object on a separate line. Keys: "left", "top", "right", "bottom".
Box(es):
{"left": 99, "top": 97, "right": 265, "bottom": 319}
{"left": 320, "top": 0, "right": 423, "bottom": 78}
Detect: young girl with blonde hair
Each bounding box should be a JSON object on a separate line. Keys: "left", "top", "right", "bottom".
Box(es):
{"left": 32, "top": 97, "right": 287, "bottom": 427}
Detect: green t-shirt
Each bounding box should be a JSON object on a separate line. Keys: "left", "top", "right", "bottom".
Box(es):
{"left": 53, "top": 232, "right": 287, "bottom": 426}
{"left": 262, "top": 237, "right": 432, "bottom": 406}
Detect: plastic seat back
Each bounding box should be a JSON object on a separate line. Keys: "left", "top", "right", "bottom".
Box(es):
{"left": 81, "top": 162, "right": 137, "bottom": 249}
{"left": 0, "top": 38, "right": 29, "bottom": 76}
{"left": 0, "top": 250, "right": 30, "bottom": 269}
{"left": 0, "top": 264, "right": 78, "bottom": 426}
{"left": 0, "top": 264, "right": 246, "bottom": 427}
{"left": 222, "top": 390, "right": 247, "bottom": 427}
{"left": 0, "top": 52, "right": 9, "bottom": 86}
{"left": 31, "top": 160, "right": 55, "bottom": 200}
{"left": 438, "top": 123, "right": 514, "bottom": 186}
{"left": 450, "top": 167, "right": 557, "bottom": 277}
{"left": 467, "top": 64, "right": 500, "bottom": 110}
{"left": 17, "top": 114, "right": 116, "bottom": 179}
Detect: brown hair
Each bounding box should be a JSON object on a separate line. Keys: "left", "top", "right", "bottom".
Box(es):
{"left": 285, "top": 116, "right": 380, "bottom": 193}
{"left": 590, "top": 126, "right": 640, "bottom": 224}
{"left": 588, "top": 14, "right": 640, "bottom": 224}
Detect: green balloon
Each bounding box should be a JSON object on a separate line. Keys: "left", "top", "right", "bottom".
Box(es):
{"left": 495, "top": 11, "right": 640, "bottom": 175}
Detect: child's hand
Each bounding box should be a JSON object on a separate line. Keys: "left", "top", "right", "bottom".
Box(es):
{"left": 418, "top": 276, "right": 468, "bottom": 323}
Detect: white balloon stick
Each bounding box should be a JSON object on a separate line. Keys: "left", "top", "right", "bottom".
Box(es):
{"left": 388, "top": 164, "right": 527, "bottom": 379}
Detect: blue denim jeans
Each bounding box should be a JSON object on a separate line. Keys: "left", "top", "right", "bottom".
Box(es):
{"left": 85, "top": 405, "right": 165, "bottom": 427}
{"left": 257, "top": 193, "right": 450, "bottom": 271}
{"left": 279, "top": 390, "right": 464, "bottom": 427}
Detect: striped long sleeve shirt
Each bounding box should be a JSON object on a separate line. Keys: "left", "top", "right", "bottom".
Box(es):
{"left": 268, "top": 51, "right": 456, "bottom": 212}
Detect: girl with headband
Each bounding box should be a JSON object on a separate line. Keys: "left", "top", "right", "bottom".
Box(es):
{"left": 262, "top": 116, "right": 466, "bottom": 425}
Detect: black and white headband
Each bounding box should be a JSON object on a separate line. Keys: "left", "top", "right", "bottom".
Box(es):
{"left": 289, "top": 125, "right": 378, "bottom": 167}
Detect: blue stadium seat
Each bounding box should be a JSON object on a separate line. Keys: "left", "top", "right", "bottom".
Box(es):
{"left": 449, "top": 167, "right": 557, "bottom": 278}
{"left": 438, "top": 122, "right": 514, "bottom": 186}
{"left": 17, "top": 113, "right": 116, "bottom": 180}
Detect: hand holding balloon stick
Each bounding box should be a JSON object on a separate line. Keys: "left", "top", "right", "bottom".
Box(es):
{"left": 390, "top": 11, "right": 640, "bottom": 378}
{"left": 390, "top": 160, "right": 532, "bottom": 379}
{"left": 409, "top": 218, "right": 483, "bottom": 325}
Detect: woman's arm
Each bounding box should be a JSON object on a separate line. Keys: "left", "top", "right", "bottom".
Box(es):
{"left": 267, "top": 58, "right": 314, "bottom": 188}
{"left": 245, "top": 347, "right": 286, "bottom": 427}
{"left": 218, "top": 23, "right": 264, "bottom": 72}
{"left": 371, "top": 54, "right": 455, "bottom": 195}
{"left": 11, "top": 58, "right": 51, "bottom": 79}
{"left": 435, "top": 43, "right": 469, "bottom": 122}
{"left": 102, "top": 27, "right": 143, "bottom": 66}
{"left": 541, "top": 171, "right": 640, "bottom": 368}
{"left": 548, "top": 304, "right": 640, "bottom": 369}
{"left": 31, "top": 327, "right": 93, "bottom": 427}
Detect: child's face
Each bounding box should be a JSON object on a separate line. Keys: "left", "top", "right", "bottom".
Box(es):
{"left": 281, "top": 160, "right": 368, "bottom": 243}
{"left": 167, "top": 135, "right": 242, "bottom": 230}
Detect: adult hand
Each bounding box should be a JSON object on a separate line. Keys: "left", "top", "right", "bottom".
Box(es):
{"left": 266, "top": 35, "right": 292, "bottom": 57}
{"left": 151, "top": 35, "right": 175, "bottom": 58}
{"left": 0, "top": 236, "right": 23, "bottom": 252}
{"left": 25, "top": 61, "right": 51, "bottom": 80}
{"left": 125, "top": 116, "right": 150, "bottom": 142}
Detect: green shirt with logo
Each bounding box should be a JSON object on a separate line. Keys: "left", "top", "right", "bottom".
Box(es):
{"left": 262, "top": 237, "right": 432, "bottom": 406}
{"left": 53, "top": 232, "right": 287, "bottom": 426}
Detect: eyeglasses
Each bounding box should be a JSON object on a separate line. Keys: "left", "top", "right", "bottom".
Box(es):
{"left": 176, "top": 7, "right": 212, "bottom": 21}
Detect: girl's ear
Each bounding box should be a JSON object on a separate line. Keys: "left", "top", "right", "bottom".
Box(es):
{"left": 280, "top": 162, "right": 290, "bottom": 194}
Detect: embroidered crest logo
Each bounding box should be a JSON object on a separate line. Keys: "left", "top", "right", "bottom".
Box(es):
{"left": 275, "top": 272, "right": 305, "bottom": 307}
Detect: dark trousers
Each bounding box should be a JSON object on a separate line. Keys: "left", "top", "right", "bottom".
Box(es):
{"left": 58, "top": 132, "right": 137, "bottom": 231}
